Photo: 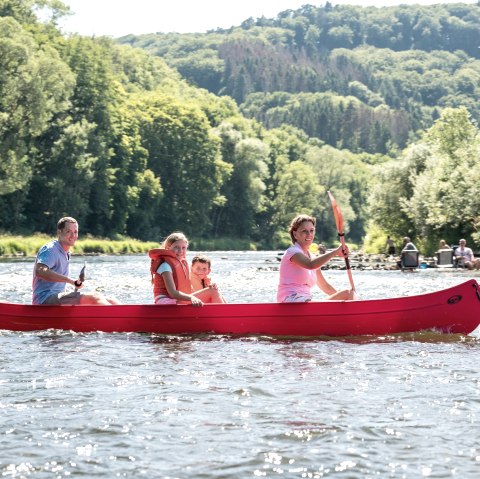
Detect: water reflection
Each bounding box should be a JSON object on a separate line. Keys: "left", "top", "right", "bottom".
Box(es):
{"left": 148, "top": 334, "right": 196, "bottom": 362}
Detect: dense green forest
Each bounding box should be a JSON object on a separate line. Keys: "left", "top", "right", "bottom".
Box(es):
{"left": 1, "top": 1, "right": 480, "bottom": 253}
{"left": 120, "top": 2, "right": 480, "bottom": 155}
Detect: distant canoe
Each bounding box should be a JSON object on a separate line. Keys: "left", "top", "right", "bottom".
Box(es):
{"left": 0, "top": 280, "right": 479, "bottom": 337}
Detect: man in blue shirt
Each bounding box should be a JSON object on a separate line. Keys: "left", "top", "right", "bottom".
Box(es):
{"left": 32, "top": 217, "right": 119, "bottom": 305}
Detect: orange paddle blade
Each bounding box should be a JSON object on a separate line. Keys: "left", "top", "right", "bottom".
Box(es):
{"left": 327, "top": 191, "right": 344, "bottom": 235}
{"left": 327, "top": 190, "right": 356, "bottom": 292}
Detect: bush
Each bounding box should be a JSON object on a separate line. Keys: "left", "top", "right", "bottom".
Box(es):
{"left": 363, "top": 223, "right": 394, "bottom": 254}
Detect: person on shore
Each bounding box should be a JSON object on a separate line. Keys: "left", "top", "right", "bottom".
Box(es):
{"left": 435, "top": 239, "right": 454, "bottom": 266}
{"left": 149, "top": 232, "right": 224, "bottom": 306}
{"left": 397, "top": 236, "right": 420, "bottom": 269}
{"left": 437, "top": 239, "right": 451, "bottom": 251}
{"left": 386, "top": 236, "right": 396, "bottom": 256}
{"left": 191, "top": 254, "right": 227, "bottom": 303}
{"left": 401, "top": 236, "right": 418, "bottom": 252}
{"left": 454, "top": 239, "right": 480, "bottom": 270}
{"left": 276, "top": 214, "right": 356, "bottom": 303}
{"left": 32, "top": 217, "right": 120, "bottom": 305}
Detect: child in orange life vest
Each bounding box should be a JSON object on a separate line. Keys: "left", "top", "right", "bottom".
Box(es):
{"left": 149, "top": 232, "right": 223, "bottom": 306}
{"left": 191, "top": 255, "right": 227, "bottom": 303}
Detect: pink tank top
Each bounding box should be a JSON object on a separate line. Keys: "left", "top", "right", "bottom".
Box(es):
{"left": 277, "top": 243, "right": 316, "bottom": 302}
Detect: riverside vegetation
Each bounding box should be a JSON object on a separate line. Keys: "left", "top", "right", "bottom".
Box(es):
{"left": 2, "top": 2, "right": 480, "bottom": 255}
{"left": 0, "top": 236, "right": 444, "bottom": 273}
{"left": 0, "top": 235, "right": 255, "bottom": 257}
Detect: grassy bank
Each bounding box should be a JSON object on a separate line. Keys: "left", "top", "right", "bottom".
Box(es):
{"left": 0, "top": 235, "right": 259, "bottom": 257}
{"left": 0, "top": 235, "right": 158, "bottom": 257}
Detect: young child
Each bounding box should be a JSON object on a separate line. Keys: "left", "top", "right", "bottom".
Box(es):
{"left": 149, "top": 233, "right": 224, "bottom": 306}
{"left": 191, "top": 255, "right": 227, "bottom": 303}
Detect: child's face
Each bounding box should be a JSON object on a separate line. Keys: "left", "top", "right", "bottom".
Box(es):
{"left": 169, "top": 240, "right": 188, "bottom": 260}
{"left": 191, "top": 262, "right": 210, "bottom": 278}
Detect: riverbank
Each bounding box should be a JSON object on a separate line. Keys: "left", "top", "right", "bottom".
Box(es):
{"left": 0, "top": 234, "right": 259, "bottom": 257}
{"left": 271, "top": 251, "right": 458, "bottom": 271}
{"left": 0, "top": 235, "right": 160, "bottom": 257}
{"left": 0, "top": 235, "right": 457, "bottom": 271}
{"left": 325, "top": 252, "right": 429, "bottom": 271}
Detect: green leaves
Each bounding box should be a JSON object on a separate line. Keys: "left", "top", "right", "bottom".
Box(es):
{"left": 367, "top": 107, "right": 480, "bottom": 251}
{"left": 0, "top": 16, "right": 74, "bottom": 197}
{"left": 5, "top": 0, "right": 480, "bottom": 252}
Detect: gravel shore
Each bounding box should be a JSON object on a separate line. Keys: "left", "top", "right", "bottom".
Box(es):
{"left": 272, "top": 252, "right": 460, "bottom": 271}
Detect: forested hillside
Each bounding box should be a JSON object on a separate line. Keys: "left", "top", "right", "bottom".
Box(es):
{"left": 2, "top": 1, "right": 480, "bottom": 253}
{"left": 0, "top": 0, "right": 377, "bottom": 247}
{"left": 120, "top": 2, "right": 480, "bottom": 155}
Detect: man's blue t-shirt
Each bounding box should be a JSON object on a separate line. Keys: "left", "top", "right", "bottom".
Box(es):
{"left": 32, "top": 240, "right": 70, "bottom": 304}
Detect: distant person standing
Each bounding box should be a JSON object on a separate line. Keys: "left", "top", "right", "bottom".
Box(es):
{"left": 386, "top": 236, "right": 396, "bottom": 256}
{"left": 32, "top": 217, "right": 119, "bottom": 305}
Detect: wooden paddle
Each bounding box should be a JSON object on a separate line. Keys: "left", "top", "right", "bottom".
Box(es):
{"left": 327, "top": 191, "right": 355, "bottom": 292}
{"left": 74, "top": 262, "right": 86, "bottom": 291}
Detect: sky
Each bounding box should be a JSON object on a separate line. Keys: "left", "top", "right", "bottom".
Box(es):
{"left": 57, "top": 0, "right": 477, "bottom": 37}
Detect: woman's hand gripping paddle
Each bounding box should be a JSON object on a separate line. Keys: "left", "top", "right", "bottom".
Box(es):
{"left": 327, "top": 191, "right": 356, "bottom": 293}
{"left": 74, "top": 262, "right": 86, "bottom": 291}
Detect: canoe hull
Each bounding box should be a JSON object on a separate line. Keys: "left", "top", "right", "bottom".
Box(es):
{"left": 1, "top": 280, "right": 479, "bottom": 337}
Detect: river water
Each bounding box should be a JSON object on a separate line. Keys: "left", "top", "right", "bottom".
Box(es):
{"left": 0, "top": 252, "right": 479, "bottom": 478}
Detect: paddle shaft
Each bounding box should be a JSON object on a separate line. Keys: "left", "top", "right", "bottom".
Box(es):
{"left": 338, "top": 232, "right": 355, "bottom": 291}
{"left": 327, "top": 191, "right": 355, "bottom": 292}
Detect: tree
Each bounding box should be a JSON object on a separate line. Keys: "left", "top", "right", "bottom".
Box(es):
{"left": 217, "top": 137, "right": 270, "bottom": 238}
{"left": 26, "top": 118, "right": 97, "bottom": 230}
{"left": 407, "top": 108, "right": 480, "bottom": 245}
{"left": 271, "top": 161, "right": 321, "bottom": 246}
{"left": 366, "top": 107, "right": 480, "bottom": 252}
{"left": 423, "top": 106, "right": 477, "bottom": 157}
{"left": 126, "top": 169, "right": 164, "bottom": 240}
{"left": 135, "top": 93, "right": 230, "bottom": 236}
{"left": 0, "top": 17, "right": 74, "bottom": 197}
{"left": 366, "top": 143, "right": 429, "bottom": 240}
{"left": 305, "top": 144, "right": 368, "bottom": 243}
{"left": 59, "top": 36, "right": 121, "bottom": 235}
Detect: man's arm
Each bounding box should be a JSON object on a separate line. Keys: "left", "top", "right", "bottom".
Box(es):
{"left": 35, "top": 263, "right": 76, "bottom": 286}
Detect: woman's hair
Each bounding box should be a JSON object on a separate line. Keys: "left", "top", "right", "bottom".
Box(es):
{"left": 288, "top": 215, "right": 316, "bottom": 244}
{"left": 162, "top": 232, "right": 188, "bottom": 249}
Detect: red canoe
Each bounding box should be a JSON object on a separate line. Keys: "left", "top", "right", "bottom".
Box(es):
{"left": 1, "top": 280, "right": 479, "bottom": 337}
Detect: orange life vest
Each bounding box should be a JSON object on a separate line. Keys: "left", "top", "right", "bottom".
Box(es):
{"left": 149, "top": 249, "right": 191, "bottom": 300}
{"left": 191, "top": 273, "right": 211, "bottom": 292}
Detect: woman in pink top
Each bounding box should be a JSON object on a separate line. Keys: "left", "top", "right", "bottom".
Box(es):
{"left": 277, "top": 214, "right": 356, "bottom": 303}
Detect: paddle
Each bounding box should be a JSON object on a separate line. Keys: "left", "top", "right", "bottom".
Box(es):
{"left": 327, "top": 191, "right": 355, "bottom": 292}
{"left": 74, "top": 262, "right": 86, "bottom": 291}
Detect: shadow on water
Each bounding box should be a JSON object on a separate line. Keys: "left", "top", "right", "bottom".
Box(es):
{"left": 145, "top": 330, "right": 480, "bottom": 345}
{"left": 3, "top": 327, "right": 479, "bottom": 347}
